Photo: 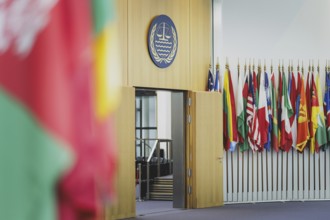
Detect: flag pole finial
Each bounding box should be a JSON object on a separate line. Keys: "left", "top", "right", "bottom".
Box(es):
{"left": 216, "top": 57, "right": 220, "bottom": 70}
{"left": 282, "top": 59, "right": 284, "bottom": 73}
{"left": 291, "top": 59, "right": 294, "bottom": 72}
{"left": 264, "top": 59, "right": 266, "bottom": 72}
{"left": 309, "top": 60, "right": 311, "bottom": 72}
{"left": 325, "top": 60, "right": 328, "bottom": 73}
{"left": 317, "top": 59, "right": 320, "bottom": 73}
{"left": 253, "top": 58, "right": 255, "bottom": 71}
{"left": 278, "top": 60, "right": 281, "bottom": 74}
{"left": 244, "top": 59, "right": 247, "bottom": 73}
{"left": 312, "top": 60, "right": 315, "bottom": 72}
{"left": 297, "top": 59, "right": 300, "bottom": 72}
{"left": 225, "top": 57, "right": 229, "bottom": 69}
{"left": 302, "top": 60, "right": 304, "bottom": 74}
{"left": 237, "top": 58, "right": 240, "bottom": 75}
{"left": 271, "top": 59, "right": 273, "bottom": 73}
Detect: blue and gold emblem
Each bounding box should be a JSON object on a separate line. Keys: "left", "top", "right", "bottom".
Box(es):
{"left": 148, "top": 15, "right": 178, "bottom": 68}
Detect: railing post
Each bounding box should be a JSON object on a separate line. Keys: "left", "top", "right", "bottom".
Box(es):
{"left": 157, "top": 141, "right": 160, "bottom": 177}
{"left": 138, "top": 163, "right": 142, "bottom": 201}
{"left": 146, "top": 162, "right": 150, "bottom": 200}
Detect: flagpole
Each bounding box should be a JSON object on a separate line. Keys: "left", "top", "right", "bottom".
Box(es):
{"left": 271, "top": 60, "right": 273, "bottom": 73}
{"left": 238, "top": 58, "right": 240, "bottom": 78}
{"left": 325, "top": 60, "right": 327, "bottom": 74}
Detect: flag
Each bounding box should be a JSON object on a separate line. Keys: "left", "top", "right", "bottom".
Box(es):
{"left": 306, "top": 72, "right": 312, "bottom": 143}
{"left": 277, "top": 71, "right": 283, "bottom": 150}
{"left": 0, "top": 1, "right": 119, "bottom": 219}
{"left": 265, "top": 72, "right": 272, "bottom": 150}
{"left": 289, "top": 72, "right": 298, "bottom": 148}
{"left": 223, "top": 68, "right": 238, "bottom": 151}
{"left": 315, "top": 73, "right": 327, "bottom": 151}
{"left": 271, "top": 72, "right": 279, "bottom": 152}
{"left": 58, "top": 1, "right": 119, "bottom": 219}
{"left": 310, "top": 73, "right": 319, "bottom": 153}
{"left": 236, "top": 70, "right": 249, "bottom": 151}
{"left": 207, "top": 67, "right": 214, "bottom": 91}
{"left": 280, "top": 72, "right": 294, "bottom": 152}
{"left": 214, "top": 66, "right": 220, "bottom": 92}
{"left": 0, "top": 1, "right": 77, "bottom": 219}
{"left": 296, "top": 72, "right": 309, "bottom": 152}
{"left": 246, "top": 71, "right": 260, "bottom": 151}
{"left": 324, "top": 71, "right": 330, "bottom": 142}
{"left": 93, "top": 0, "right": 121, "bottom": 117}
{"left": 258, "top": 72, "right": 270, "bottom": 151}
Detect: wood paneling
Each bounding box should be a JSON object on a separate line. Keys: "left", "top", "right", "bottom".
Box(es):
{"left": 116, "top": 0, "right": 128, "bottom": 86}
{"left": 190, "top": 0, "right": 212, "bottom": 91}
{"left": 108, "top": 87, "right": 135, "bottom": 219}
{"left": 189, "top": 91, "right": 223, "bottom": 208}
{"left": 127, "top": 0, "right": 191, "bottom": 90}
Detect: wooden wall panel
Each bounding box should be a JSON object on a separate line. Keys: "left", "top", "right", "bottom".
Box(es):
{"left": 108, "top": 87, "right": 135, "bottom": 219}
{"left": 127, "top": 0, "right": 191, "bottom": 90}
{"left": 190, "top": 0, "right": 212, "bottom": 91}
{"left": 191, "top": 91, "right": 223, "bottom": 208}
{"left": 116, "top": 0, "right": 128, "bottom": 86}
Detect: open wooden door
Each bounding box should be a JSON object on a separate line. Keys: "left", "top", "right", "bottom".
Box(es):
{"left": 109, "top": 87, "right": 136, "bottom": 219}
{"left": 186, "top": 91, "right": 223, "bottom": 208}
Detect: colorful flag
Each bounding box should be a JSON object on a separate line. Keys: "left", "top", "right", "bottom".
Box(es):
{"left": 296, "top": 72, "right": 309, "bottom": 152}
{"left": 207, "top": 67, "right": 214, "bottom": 91}
{"left": 265, "top": 72, "right": 272, "bottom": 150}
{"left": 93, "top": 0, "right": 122, "bottom": 117}
{"left": 223, "top": 68, "right": 238, "bottom": 151}
{"left": 306, "top": 72, "right": 312, "bottom": 142}
{"left": 58, "top": 1, "right": 119, "bottom": 219}
{"left": 0, "top": 1, "right": 119, "bottom": 219}
{"left": 214, "top": 66, "right": 220, "bottom": 92}
{"left": 270, "top": 72, "right": 279, "bottom": 152}
{"left": 0, "top": 1, "right": 78, "bottom": 219}
{"left": 277, "top": 71, "right": 283, "bottom": 150}
{"left": 310, "top": 73, "right": 319, "bottom": 153}
{"left": 324, "top": 71, "right": 330, "bottom": 142}
{"left": 258, "top": 72, "right": 270, "bottom": 151}
{"left": 236, "top": 70, "right": 249, "bottom": 151}
{"left": 289, "top": 72, "right": 298, "bottom": 148}
{"left": 315, "top": 73, "right": 327, "bottom": 151}
{"left": 247, "top": 71, "right": 260, "bottom": 151}
{"left": 280, "top": 72, "right": 294, "bottom": 152}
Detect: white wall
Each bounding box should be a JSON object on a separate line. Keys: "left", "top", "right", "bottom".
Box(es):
{"left": 157, "top": 91, "right": 171, "bottom": 139}
{"left": 214, "top": 0, "right": 330, "bottom": 89}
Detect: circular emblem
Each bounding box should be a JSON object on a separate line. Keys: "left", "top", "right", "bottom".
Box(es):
{"left": 148, "top": 15, "right": 178, "bottom": 68}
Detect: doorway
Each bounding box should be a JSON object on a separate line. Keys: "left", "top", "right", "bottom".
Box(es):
{"left": 135, "top": 89, "right": 186, "bottom": 216}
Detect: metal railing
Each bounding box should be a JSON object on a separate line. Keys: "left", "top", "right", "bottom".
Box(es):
{"left": 136, "top": 138, "right": 173, "bottom": 200}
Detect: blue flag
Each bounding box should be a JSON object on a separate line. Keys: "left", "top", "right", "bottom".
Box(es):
{"left": 207, "top": 68, "right": 214, "bottom": 91}
{"left": 264, "top": 72, "right": 272, "bottom": 151}
{"left": 214, "top": 68, "right": 220, "bottom": 92}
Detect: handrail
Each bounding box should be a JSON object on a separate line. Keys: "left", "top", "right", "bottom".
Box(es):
{"left": 147, "top": 140, "right": 159, "bottom": 162}
{"left": 135, "top": 138, "right": 173, "bottom": 200}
